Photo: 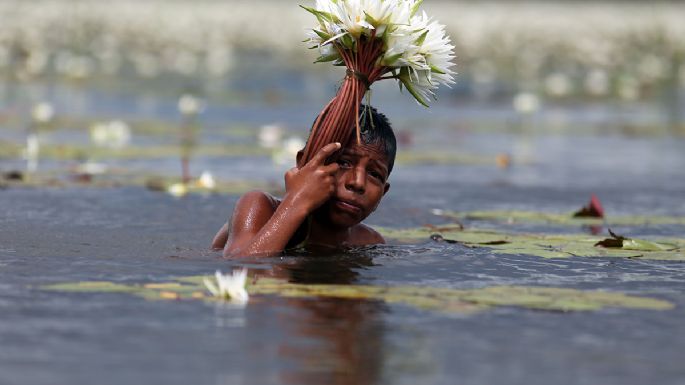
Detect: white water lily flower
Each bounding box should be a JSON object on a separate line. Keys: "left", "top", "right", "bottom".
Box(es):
{"left": 258, "top": 124, "right": 284, "bottom": 149}
{"left": 197, "top": 171, "right": 216, "bottom": 189}
{"left": 394, "top": 11, "right": 455, "bottom": 105}
{"left": 204, "top": 269, "right": 249, "bottom": 304}
{"left": 74, "top": 161, "right": 108, "bottom": 175}
{"left": 513, "top": 92, "right": 540, "bottom": 114}
{"left": 24, "top": 133, "right": 40, "bottom": 173}
{"left": 304, "top": 0, "right": 455, "bottom": 106}
{"left": 306, "top": 0, "right": 415, "bottom": 46}
{"left": 167, "top": 182, "right": 188, "bottom": 197}
{"left": 272, "top": 136, "right": 305, "bottom": 167}
{"left": 31, "top": 102, "right": 54, "bottom": 124}
{"left": 178, "top": 94, "right": 204, "bottom": 116}
{"left": 90, "top": 120, "right": 131, "bottom": 149}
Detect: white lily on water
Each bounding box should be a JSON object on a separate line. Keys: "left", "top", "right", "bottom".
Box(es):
{"left": 90, "top": 120, "right": 131, "bottom": 149}
{"left": 204, "top": 269, "right": 249, "bottom": 304}
{"left": 272, "top": 136, "right": 306, "bottom": 167}
{"left": 258, "top": 124, "right": 284, "bottom": 149}
{"left": 197, "top": 171, "right": 216, "bottom": 190}
{"left": 178, "top": 94, "right": 204, "bottom": 116}
{"left": 166, "top": 183, "right": 188, "bottom": 197}
{"left": 304, "top": 0, "right": 455, "bottom": 106}
{"left": 31, "top": 102, "right": 55, "bottom": 124}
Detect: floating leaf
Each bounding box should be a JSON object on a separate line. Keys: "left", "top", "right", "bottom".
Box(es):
{"left": 159, "top": 291, "right": 180, "bottom": 300}
{"left": 595, "top": 229, "right": 678, "bottom": 252}
{"left": 622, "top": 238, "right": 678, "bottom": 251}
{"left": 42, "top": 281, "right": 137, "bottom": 293}
{"left": 445, "top": 210, "right": 685, "bottom": 227}
{"left": 40, "top": 277, "right": 674, "bottom": 313}
{"left": 460, "top": 286, "right": 673, "bottom": 311}
{"left": 143, "top": 283, "right": 185, "bottom": 290}
{"left": 376, "top": 225, "right": 685, "bottom": 261}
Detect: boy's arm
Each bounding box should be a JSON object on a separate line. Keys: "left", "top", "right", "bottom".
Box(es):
{"left": 211, "top": 223, "right": 229, "bottom": 250}
{"left": 222, "top": 143, "right": 341, "bottom": 257}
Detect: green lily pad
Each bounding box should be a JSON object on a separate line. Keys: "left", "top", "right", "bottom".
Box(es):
{"left": 376, "top": 225, "right": 685, "bottom": 261}
{"left": 1, "top": 171, "right": 282, "bottom": 196}
{"left": 444, "top": 210, "right": 685, "bottom": 227}
{"left": 395, "top": 151, "right": 494, "bottom": 166}
{"left": 42, "top": 281, "right": 138, "bottom": 293}
{"left": 0, "top": 142, "right": 269, "bottom": 161}
{"left": 40, "top": 276, "right": 674, "bottom": 314}
{"left": 594, "top": 230, "right": 679, "bottom": 252}
{"left": 459, "top": 286, "right": 672, "bottom": 311}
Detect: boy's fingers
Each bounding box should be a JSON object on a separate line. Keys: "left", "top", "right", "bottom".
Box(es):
{"left": 321, "top": 162, "right": 339, "bottom": 175}
{"left": 310, "top": 142, "right": 341, "bottom": 165}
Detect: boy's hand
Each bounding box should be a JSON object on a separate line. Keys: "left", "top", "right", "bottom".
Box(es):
{"left": 284, "top": 142, "right": 341, "bottom": 213}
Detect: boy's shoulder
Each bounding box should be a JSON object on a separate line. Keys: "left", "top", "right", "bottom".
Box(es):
{"left": 229, "top": 190, "right": 280, "bottom": 230}
{"left": 349, "top": 223, "right": 385, "bottom": 245}
{"left": 237, "top": 190, "right": 279, "bottom": 210}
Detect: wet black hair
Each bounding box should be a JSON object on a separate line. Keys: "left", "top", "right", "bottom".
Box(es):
{"left": 305, "top": 104, "right": 397, "bottom": 174}
{"left": 358, "top": 104, "right": 397, "bottom": 174}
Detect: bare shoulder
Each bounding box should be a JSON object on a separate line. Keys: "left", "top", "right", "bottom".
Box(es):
{"left": 233, "top": 190, "right": 280, "bottom": 222}
{"left": 236, "top": 190, "right": 279, "bottom": 210}
{"left": 350, "top": 223, "right": 386, "bottom": 245}
{"left": 211, "top": 190, "right": 278, "bottom": 250}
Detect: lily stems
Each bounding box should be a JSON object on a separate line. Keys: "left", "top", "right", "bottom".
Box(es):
{"left": 299, "top": 37, "right": 388, "bottom": 167}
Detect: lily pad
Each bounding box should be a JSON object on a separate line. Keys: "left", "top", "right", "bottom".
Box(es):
{"left": 459, "top": 286, "right": 672, "bottom": 311}
{"left": 376, "top": 225, "right": 685, "bottom": 261}
{"left": 40, "top": 276, "right": 674, "bottom": 314}
{"left": 42, "top": 281, "right": 138, "bottom": 293}
{"left": 395, "top": 151, "right": 493, "bottom": 166}
{"left": 595, "top": 229, "right": 678, "bottom": 252}
{"left": 1, "top": 171, "right": 282, "bottom": 196}
{"left": 442, "top": 210, "right": 685, "bottom": 227}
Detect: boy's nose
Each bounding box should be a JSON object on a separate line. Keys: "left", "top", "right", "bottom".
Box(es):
{"left": 344, "top": 167, "right": 366, "bottom": 194}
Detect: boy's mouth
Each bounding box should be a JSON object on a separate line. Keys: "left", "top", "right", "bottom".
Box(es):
{"left": 332, "top": 198, "right": 362, "bottom": 215}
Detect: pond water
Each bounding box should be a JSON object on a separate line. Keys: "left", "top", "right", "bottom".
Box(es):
{"left": 2, "top": 78, "right": 685, "bottom": 385}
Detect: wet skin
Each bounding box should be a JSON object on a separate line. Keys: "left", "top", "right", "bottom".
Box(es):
{"left": 211, "top": 141, "right": 391, "bottom": 257}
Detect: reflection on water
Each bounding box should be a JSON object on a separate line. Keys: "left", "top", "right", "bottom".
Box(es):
{"left": 273, "top": 250, "right": 375, "bottom": 284}
{"left": 276, "top": 296, "right": 385, "bottom": 385}
{"left": 250, "top": 255, "right": 387, "bottom": 385}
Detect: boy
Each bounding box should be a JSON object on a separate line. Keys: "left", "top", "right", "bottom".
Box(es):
{"left": 211, "top": 106, "right": 396, "bottom": 257}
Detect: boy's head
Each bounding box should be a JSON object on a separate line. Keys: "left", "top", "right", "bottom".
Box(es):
{"left": 298, "top": 104, "right": 397, "bottom": 174}
{"left": 357, "top": 105, "right": 397, "bottom": 175}
{"left": 305, "top": 104, "right": 397, "bottom": 229}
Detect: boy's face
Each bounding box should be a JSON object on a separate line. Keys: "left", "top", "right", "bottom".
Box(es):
{"left": 315, "top": 142, "right": 391, "bottom": 229}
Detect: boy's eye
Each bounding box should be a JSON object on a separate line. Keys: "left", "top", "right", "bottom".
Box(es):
{"left": 369, "top": 170, "right": 385, "bottom": 182}
{"left": 337, "top": 159, "right": 352, "bottom": 168}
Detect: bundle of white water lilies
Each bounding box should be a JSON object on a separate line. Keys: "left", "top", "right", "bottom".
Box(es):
{"left": 299, "top": 0, "right": 455, "bottom": 165}
{"left": 303, "top": 0, "right": 455, "bottom": 107}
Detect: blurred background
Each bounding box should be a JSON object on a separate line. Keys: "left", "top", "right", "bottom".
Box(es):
{"left": 0, "top": 0, "right": 684, "bottom": 205}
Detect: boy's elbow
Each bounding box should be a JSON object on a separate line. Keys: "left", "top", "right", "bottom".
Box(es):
{"left": 222, "top": 234, "right": 283, "bottom": 258}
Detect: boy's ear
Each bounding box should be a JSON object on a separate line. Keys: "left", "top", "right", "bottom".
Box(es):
{"left": 296, "top": 150, "right": 304, "bottom": 167}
